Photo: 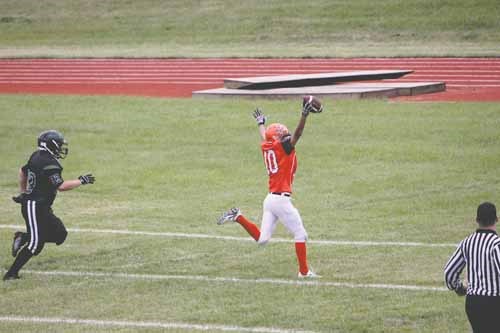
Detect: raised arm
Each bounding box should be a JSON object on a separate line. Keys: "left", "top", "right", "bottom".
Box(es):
{"left": 253, "top": 108, "right": 267, "bottom": 142}
{"left": 290, "top": 113, "right": 307, "bottom": 147}
{"left": 291, "top": 95, "right": 323, "bottom": 147}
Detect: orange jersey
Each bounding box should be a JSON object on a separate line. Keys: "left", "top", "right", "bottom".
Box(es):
{"left": 261, "top": 139, "right": 297, "bottom": 193}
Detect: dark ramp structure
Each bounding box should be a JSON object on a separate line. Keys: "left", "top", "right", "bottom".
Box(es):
{"left": 223, "top": 70, "right": 413, "bottom": 90}
{"left": 192, "top": 70, "right": 445, "bottom": 100}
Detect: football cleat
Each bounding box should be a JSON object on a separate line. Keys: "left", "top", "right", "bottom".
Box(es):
{"left": 11, "top": 231, "right": 26, "bottom": 257}
{"left": 217, "top": 207, "right": 241, "bottom": 225}
{"left": 298, "top": 270, "right": 321, "bottom": 279}
{"left": 3, "top": 273, "right": 20, "bottom": 281}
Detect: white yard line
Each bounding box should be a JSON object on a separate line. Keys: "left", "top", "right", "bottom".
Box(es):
{"left": 0, "top": 224, "right": 456, "bottom": 248}
{"left": 20, "top": 269, "right": 447, "bottom": 292}
{"left": 0, "top": 315, "right": 316, "bottom": 333}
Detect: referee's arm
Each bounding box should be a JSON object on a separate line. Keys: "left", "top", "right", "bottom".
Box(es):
{"left": 493, "top": 243, "right": 500, "bottom": 274}
{"left": 444, "top": 242, "right": 466, "bottom": 292}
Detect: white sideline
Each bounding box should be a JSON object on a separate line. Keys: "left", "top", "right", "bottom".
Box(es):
{"left": 0, "top": 315, "right": 316, "bottom": 333}
{"left": 0, "top": 224, "right": 456, "bottom": 248}
{"left": 20, "top": 269, "right": 447, "bottom": 292}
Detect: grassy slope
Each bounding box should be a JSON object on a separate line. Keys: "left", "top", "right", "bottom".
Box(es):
{"left": 0, "top": 0, "right": 500, "bottom": 57}
{"left": 1, "top": 95, "right": 499, "bottom": 332}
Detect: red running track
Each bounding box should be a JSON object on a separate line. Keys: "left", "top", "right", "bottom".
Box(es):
{"left": 0, "top": 58, "right": 499, "bottom": 101}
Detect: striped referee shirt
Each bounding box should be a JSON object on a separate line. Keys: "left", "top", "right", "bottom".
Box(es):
{"left": 445, "top": 229, "right": 500, "bottom": 296}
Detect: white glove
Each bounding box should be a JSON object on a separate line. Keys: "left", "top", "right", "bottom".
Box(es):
{"left": 253, "top": 108, "right": 266, "bottom": 125}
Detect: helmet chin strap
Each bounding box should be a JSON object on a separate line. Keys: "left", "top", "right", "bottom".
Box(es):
{"left": 39, "top": 142, "right": 56, "bottom": 157}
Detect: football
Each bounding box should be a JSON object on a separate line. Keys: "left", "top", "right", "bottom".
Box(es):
{"left": 303, "top": 95, "right": 323, "bottom": 113}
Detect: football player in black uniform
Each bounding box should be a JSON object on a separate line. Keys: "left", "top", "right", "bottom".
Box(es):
{"left": 3, "top": 130, "right": 95, "bottom": 281}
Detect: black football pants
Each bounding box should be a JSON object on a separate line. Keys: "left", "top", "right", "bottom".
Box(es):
{"left": 465, "top": 295, "right": 500, "bottom": 333}
{"left": 5, "top": 200, "right": 67, "bottom": 277}
{"left": 21, "top": 199, "right": 67, "bottom": 255}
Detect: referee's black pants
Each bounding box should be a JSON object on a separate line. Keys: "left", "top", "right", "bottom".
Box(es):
{"left": 466, "top": 295, "right": 500, "bottom": 333}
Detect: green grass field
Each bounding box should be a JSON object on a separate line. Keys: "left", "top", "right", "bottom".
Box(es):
{"left": 1, "top": 0, "right": 500, "bottom": 57}
{"left": 1, "top": 95, "right": 499, "bottom": 332}
{"left": 1, "top": 0, "right": 499, "bottom": 331}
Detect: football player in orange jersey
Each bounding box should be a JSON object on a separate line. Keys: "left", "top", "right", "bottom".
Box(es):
{"left": 218, "top": 98, "right": 321, "bottom": 278}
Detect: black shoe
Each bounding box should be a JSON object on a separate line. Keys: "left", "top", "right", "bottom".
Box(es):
{"left": 11, "top": 231, "right": 25, "bottom": 257}
{"left": 3, "top": 273, "right": 20, "bottom": 281}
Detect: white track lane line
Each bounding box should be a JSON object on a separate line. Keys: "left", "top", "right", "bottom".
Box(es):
{"left": 2, "top": 59, "right": 500, "bottom": 64}
{"left": 0, "top": 315, "right": 316, "bottom": 333}
{"left": 17, "top": 269, "right": 447, "bottom": 292}
{"left": 0, "top": 81, "right": 220, "bottom": 85}
{"left": 2, "top": 82, "right": 500, "bottom": 88}
{"left": 2, "top": 69, "right": 500, "bottom": 73}
{"left": 0, "top": 79, "right": 488, "bottom": 84}
{"left": 2, "top": 74, "right": 499, "bottom": 80}
{"left": 2, "top": 65, "right": 500, "bottom": 71}
{"left": 0, "top": 224, "right": 456, "bottom": 248}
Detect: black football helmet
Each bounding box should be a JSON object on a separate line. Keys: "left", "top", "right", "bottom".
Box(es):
{"left": 37, "top": 130, "right": 68, "bottom": 159}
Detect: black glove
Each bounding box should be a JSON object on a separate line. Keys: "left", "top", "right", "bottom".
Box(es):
{"left": 79, "top": 174, "right": 95, "bottom": 185}
{"left": 302, "top": 103, "right": 312, "bottom": 117}
{"left": 253, "top": 108, "right": 266, "bottom": 125}
{"left": 12, "top": 193, "right": 27, "bottom": 204}
{"left": 455, "top": 283, "right": 467, "bottom": 296}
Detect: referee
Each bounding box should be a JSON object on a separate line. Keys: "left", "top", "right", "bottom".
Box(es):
{"left": 444, "top": 202, "right": 500, "bottom": 333}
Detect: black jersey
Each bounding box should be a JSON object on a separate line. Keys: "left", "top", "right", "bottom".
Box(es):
{"left": 22, "top": 149, "right": 64, "bottom": 206}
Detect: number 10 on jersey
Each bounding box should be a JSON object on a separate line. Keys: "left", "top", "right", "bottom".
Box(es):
{"left": 264, "top": 150, "right": 279, "bottom": 175}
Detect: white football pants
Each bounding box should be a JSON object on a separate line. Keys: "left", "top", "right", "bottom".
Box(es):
{"left": 258, "top": 193, "right": 308, "bottom": 245}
